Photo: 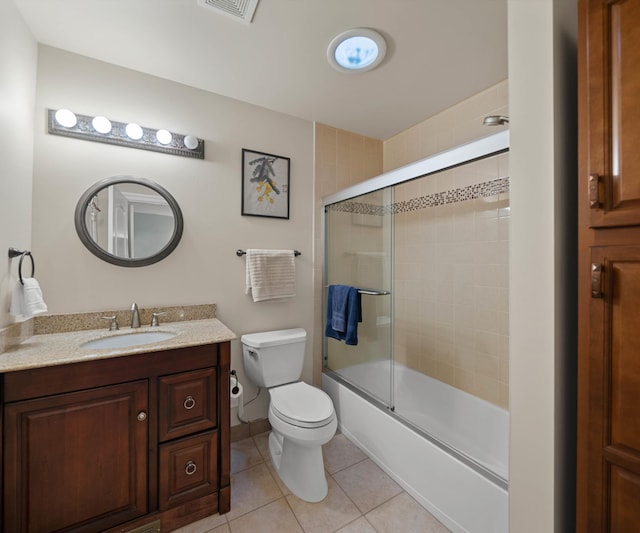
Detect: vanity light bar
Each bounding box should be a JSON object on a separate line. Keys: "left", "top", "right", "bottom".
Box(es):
{"left": 47, "top": 109, "right": 205, "bottom": 160}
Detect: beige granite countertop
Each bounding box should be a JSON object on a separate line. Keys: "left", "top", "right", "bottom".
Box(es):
{"left": 0, "top": 318, "right": 237, "bottom": 373}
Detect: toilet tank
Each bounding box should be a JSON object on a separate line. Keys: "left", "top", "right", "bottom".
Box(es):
{"left": 241, "top": 328, "right": 306, "bottom": 388}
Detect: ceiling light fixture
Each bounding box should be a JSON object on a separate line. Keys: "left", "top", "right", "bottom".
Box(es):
{"left": 327, "top": 28, "right": 387, "bottom": 73}
{"left": 47, "top": 109, "right": 205, "bottom": 159}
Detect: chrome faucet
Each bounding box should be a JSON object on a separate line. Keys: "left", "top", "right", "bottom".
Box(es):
{"left": 131, "top": 303, "right": 141, "bottom": 328}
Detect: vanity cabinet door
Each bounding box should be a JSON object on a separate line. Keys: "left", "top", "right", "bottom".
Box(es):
{"left": 3, "top": 380, "right": 148, "bottom": 533}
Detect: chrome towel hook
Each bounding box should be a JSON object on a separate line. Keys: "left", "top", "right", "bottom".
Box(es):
{"left": 8, "top": 248, "right": 35, "bottom": 286}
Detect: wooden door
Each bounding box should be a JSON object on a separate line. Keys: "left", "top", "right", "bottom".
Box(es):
{"left": 578, "top": 0, "right": 640, "bottom": 530}
{"left": 3, "top": 380, "right": 148, "bottom": 533}
{"left": 580, "top": 246, "right": 640, "bottom": 531}
{"left": 584, "top": 0, "right": 640, "bottom": 228}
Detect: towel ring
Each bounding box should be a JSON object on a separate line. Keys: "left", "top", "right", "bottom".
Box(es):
{"left": 8, "top": 248, "right": 35, "bottom": 286}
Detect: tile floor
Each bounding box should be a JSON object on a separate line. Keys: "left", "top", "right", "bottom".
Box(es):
{"left": 174, "top": 432, "right": 449, "bottom": 533}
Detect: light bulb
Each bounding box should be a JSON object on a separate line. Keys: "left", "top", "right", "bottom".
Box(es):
{"left": 125, "top": 123, "right": 143, "bottom": 140}
{"left": 54, "top": 109, "right": 77, "bottom": 128}
{"left": 92, "top": 116, "right": 112, "bottom": 134}
{"left": 184, "top": 135, "right": 198, "bottom": 150}
{"left": 156, "top": 129, "right": 172, "bottom": 145}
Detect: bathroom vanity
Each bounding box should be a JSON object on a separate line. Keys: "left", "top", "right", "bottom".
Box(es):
{"left": 0, "top": 317, "right": 234, "bottom": 532}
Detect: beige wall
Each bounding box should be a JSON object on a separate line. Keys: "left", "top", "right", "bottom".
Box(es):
{"left": 0, "top": 0, "right": 37, "bottom": 329}
{"left": 31, "top": 46, "right": 315, "bottom": 424}
{"left": 384, "top": 80, "right": 508, "bottom": 171}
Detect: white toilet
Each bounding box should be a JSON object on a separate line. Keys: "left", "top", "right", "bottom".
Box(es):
{"left": 241, "top": 328, "right": 337, "bottom": 502}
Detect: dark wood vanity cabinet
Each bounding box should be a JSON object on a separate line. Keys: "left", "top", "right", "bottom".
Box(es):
{"left": 1, "top": 342, "right": 230, "bottom": 533}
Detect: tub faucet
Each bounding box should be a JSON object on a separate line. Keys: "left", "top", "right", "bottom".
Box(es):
{"left": 131, "top": 302, "right": 141, "bottom": 328}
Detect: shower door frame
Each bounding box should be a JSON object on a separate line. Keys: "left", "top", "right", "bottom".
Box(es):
{"left": 321, "top": 130, "right": 510, "bottom": 488}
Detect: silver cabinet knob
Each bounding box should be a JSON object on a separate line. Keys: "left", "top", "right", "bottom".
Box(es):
{"left": 183, "top": 395, "right": 196, "bottom": 410}
{"left": 137, "top": 411, "right": 147, "bottom": 422}
{"left": 185, "top": 461, "right": 197, "bottom": 475}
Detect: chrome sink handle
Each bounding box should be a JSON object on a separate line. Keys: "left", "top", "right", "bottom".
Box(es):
{"left": 101, "top": 316, "right": 119, "bottom": 331}
{"left": 150, "top": 312, "right": 166, "bottom": 327}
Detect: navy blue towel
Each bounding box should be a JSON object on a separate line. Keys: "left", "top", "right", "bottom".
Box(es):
{"left": 326, "top": 285, "right": 362, "bottom": 345}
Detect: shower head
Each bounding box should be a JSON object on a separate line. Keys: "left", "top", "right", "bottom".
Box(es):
{"left": 483, "top": 115, "right": 509, "bottom": 126}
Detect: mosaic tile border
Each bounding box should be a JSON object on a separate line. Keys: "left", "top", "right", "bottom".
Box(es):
{"left": 326, "top": 177, "right": 510, "bottom": 216}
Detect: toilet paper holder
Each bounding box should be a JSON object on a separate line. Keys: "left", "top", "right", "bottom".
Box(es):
{"left": 230, "top": 370, "right": 240, "bottom": 395}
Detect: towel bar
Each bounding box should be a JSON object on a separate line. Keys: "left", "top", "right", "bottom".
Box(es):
{"left": 236, "top": 249, "right": 301, "bottom": 257}
{"left": 357, "top": 288, "right": 390, "bottom": 296}
{"left": 8, "top": 247, "right": 35, "bottom": 286}
{"left": 324, "top": 284, "right": 390, "bottom": 296}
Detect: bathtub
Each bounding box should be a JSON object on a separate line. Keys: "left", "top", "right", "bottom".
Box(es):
{"left": 322, "top": 361, "right": 509, "bottom": 533}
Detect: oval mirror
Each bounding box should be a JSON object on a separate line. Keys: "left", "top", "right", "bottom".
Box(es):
{"left": 74, "top": 176, "right": 183, "bottom": 267}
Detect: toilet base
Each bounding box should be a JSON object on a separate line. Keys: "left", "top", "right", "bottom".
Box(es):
{"left": 268, "top": 413, "right": 337, "bottom": 503}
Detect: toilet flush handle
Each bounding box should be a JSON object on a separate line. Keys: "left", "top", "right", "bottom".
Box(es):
{"left": 247, "top": 349, "right": 257, "bottom": 358}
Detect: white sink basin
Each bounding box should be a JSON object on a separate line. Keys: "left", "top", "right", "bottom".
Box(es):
{"left": 82, "top": 330, "right": 177, "bottom": 349}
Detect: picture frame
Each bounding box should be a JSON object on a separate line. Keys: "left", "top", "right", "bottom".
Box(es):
{"left": 241, "top": 148, "right": 290, "bottom": 219}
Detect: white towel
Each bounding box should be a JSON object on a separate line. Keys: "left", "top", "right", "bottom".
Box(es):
{"left": 10, "top": 278, "right": 48, "bottom": 318}
{"left": 245, "top": 249, "right": 296, "bottom": 302}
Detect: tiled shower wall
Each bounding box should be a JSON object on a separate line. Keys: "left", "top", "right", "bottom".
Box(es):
{"left": 394, "top": 156, "right": 510, "bottom": 408}
{"left": 314, "top": 80, "right": 509, "bottom": 407}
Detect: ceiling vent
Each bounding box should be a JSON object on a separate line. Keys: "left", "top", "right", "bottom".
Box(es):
{"left": 197, "top": 0, "right": 260, "bottom": 24}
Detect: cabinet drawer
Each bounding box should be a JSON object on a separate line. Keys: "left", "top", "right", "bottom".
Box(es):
{"left": 159, "top": 431, "right": 218, "bottom": 511}
{"left": 159, "top": 367, "right": 217, "bottom": 442}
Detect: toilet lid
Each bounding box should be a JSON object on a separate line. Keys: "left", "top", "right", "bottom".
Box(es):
{"left": 270, "top": 382, "right": 335, "bottom": 428}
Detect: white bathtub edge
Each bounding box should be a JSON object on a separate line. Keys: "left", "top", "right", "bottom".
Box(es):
{"left": 323, "top": 372, "right": 508, "bottom": 533}
{"left": 338, "top": 423, "right": 467, "bottom": 533}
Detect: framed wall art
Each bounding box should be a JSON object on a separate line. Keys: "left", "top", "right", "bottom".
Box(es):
{"left": 241, "top": 148, "right": 290, "bottom": 219}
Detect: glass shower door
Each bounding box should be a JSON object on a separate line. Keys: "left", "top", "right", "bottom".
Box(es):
{"left": 323, "top": 186, "right": 394, "bottom": 408}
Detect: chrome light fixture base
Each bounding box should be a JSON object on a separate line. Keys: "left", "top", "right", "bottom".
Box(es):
{"left": 47, "top": 109, "right": 205, "bottom": 159}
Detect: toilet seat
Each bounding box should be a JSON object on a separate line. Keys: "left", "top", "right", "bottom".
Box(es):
{"left": 270, "top": 382, "right": 335, "bottom": 429}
